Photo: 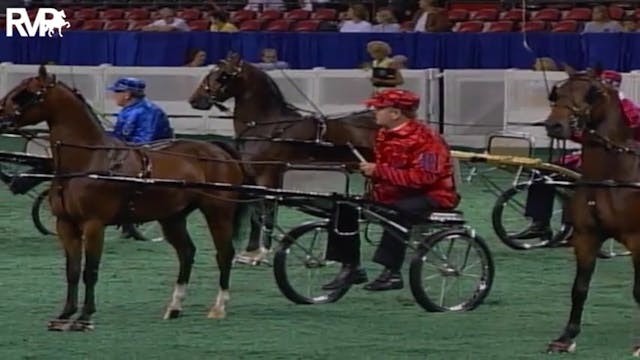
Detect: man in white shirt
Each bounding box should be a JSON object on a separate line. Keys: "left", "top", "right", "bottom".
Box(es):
{"left": 143, "top": 8, "right": 190, "bottom": 32}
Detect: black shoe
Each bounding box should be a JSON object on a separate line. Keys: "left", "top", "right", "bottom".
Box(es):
{"left": 512, "top": 221, "right": 552, "bottom": 240}
{"left": 321, "top": 265, "right": 368, "bottom": 290}
{"left": 363, "top": 269, "right": 403, "bottom": 291}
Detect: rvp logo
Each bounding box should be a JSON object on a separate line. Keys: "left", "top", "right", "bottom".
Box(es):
{"left": 5, "top": 8, "right": 70, "bottom": 38}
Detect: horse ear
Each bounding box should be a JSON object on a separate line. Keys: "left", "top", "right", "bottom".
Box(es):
{"left": 548, "top": 86, "right": 558, "bottom": 102}
{"left": 38, "top": 64, "right": 48, "bottom": 80}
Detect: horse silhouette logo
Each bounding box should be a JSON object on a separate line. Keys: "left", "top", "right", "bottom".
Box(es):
{"left": 42, "top": 9, "right": 71, "bottom": 37}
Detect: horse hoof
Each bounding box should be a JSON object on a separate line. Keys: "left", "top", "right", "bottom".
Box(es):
{"left": 546, "top": 341, "right": 576, "bottom": 353}
{"left": 632, "top": 346, "right": 640, "bottom": 357}
{"left": 163, "top": 309, "right": 181, "bottom": 320}
{"left": 69, "top": 320, "right": 94, "bottom": 332}
{"left": 207, "top": 309, "right": 226, "bottom": 319}
{"left": 47, "top": 319, "right": 72, "bottom": 331}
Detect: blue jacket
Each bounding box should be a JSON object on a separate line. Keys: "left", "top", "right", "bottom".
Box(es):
{"left": 112, "top": 98, "right": 173, "bottom": 143}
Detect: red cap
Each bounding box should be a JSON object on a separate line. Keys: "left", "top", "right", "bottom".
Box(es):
{"left": 601, "top": 70, "right": 622, "bottom": 83}
{"left": 364, "top": 89, "right": 420, "bottom": 110}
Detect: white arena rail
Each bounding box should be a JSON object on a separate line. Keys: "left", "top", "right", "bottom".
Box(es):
{"left": 1, "top": 63, "right": 639, "bottom": 148}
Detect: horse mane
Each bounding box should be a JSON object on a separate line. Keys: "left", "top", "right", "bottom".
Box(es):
{"left": 244, "top": 63, "right": 300, "bottom": 115}
{"left": 55, "top": 81, "right": 106, "bottom": 131}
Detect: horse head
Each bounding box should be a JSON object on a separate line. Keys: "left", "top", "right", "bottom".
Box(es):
{"left": 189, "top": 51, "right": 248, "bottom": 110}
{"left": 544, "top": 64, "right": 619, "bottom": 140}
{"left": 0, "top": 64, "right": 60, "bottom": 131}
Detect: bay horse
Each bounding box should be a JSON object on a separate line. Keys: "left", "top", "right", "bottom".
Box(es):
{"left": 544, "top": 66, "right": 640, "bottom": 355}
{"left": 189, "top": 52, "right": 379, "bottom": 262}
{"left": 0, "top": 65, "right": 247, "bottom": 331}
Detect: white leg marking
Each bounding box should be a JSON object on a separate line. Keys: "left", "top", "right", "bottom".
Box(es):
{"left": 207, "top": 288, "right": 230, "bottom": 319}
{"left": 163, "top": 283, "right": 187, "bottom": 320}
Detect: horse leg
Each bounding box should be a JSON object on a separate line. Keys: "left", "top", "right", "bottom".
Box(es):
{"left": 48, "top": 218, "right": 83, "bottom": 331}
{"left": 68, "top": 220, "right": 105, "bottom": 331}
{"left": 201, "top": 207, "right": 234, "bottom": 319}
{"left": 547, "top": 231, "right": 600, "bottom": 353}
{"left": 158, "top": 217, "right": 196, "bottom": 320}
{"left": 237, "top": 200, "right": 271, "bottom": 265}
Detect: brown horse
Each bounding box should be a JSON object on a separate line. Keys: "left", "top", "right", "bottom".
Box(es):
{"left": 544, "top": 66, "right": 640, "bottom": 355}
{"left": 189, "top": 52, "right": 378, "bottom": 262}
{"left": 0, "top": 65, "right": 247, "bottom": 331}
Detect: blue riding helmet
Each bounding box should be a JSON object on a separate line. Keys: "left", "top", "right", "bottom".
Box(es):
{"left": 107, "top": 77, "right": 146, "bottom": 94}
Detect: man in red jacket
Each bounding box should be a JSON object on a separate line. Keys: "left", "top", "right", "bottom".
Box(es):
{"left": 322, "top": 89, "right": 459, "bottom": 291}
{"left": 519, "top": 69, "right": 640, "bottom": 239}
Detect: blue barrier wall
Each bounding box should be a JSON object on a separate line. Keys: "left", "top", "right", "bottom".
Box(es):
{"left": 1, "top": 31, "right": 639, "bottom": 70}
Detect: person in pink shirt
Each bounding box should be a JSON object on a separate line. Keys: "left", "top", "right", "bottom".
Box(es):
{"left": 516, "top": 69, "right": 640, "bottom": 240}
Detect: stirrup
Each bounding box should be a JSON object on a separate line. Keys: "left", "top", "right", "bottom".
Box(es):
{"left": 233, "top": 247, "right": 270, "bottom": 266}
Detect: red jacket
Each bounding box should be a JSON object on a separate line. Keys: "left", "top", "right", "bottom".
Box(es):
{"left": 370, "top": 120, "right": 460, "bottom": 209}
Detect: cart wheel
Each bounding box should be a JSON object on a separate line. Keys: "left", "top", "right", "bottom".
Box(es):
{"left": 597, "top": 239, "right": 631, "bottom": 259}
{"left": 273, "top": 220, "right": 350, "bottom": 304}
{"left": 492, "top": 182, "right": 571, "bottom": 250}
{"left": 31, "top": 188, "right": 56, "bottom": 236}
{"left": 409, "top": 228, "right": 494, "bottom": 312}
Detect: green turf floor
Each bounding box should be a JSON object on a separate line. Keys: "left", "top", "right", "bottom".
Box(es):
{"left": 0, "top": 143, "right": 637, "bottom": 360}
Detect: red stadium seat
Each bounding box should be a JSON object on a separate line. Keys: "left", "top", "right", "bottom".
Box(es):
{"left": 563, "top": 8, "right": 591, "bottom": 21}
{"left": 61, "top": 8, "right": 76, "bottom": 18}
{"left": 81, "top": 19, "right": 105, "bottom": 30}
{"left": 258, "top": 10, "right": 282, "bottom": 21}
{"left": 471, "top": 8, "right": 498, "bottom": 21}
{"left": 532, "top": 8, "right": 560, "bottom": 21}
{"left": 293, "top": 19, "right": 320, "bottom": 32}
{"left": 127, "top": 8, "right": 150, "bottom": 20}
{"left": 75, "top": 8, "right": 98, "bottom": 20}
{"left": 400, "top": 21, "right": 413, "bottom": 31}
{"left": 68, "top": 19, "right": 84, "bottom": 29}
{"left": 456, "top": 21, "right": 484, "bottom": 32}
{"left": 104, "top": 20, "right": 129, "bottom": 31}
{"left": 501, "top": 9, "right": 528, "bottom": 21}
{"left": 552, "top": 20, "right": 578, "bottom": 32}
{"left": 188, "top": 19, "right": 211, "bottom": 31}
{"left": 239, "top": 19, "right": 263, "bottom": 31}
{"left": 265, "top": 19, "right": 291, "bottom": 31}
{"left": 231, "top": 10, "right": 257, "bottom": 24}
{"left": 102, "top": 9, "right": 124, "bottom": 20}
{"left": 633, "top": 9, "right": 640, "bottom": 20}
{"left": 284, "top": 9, "right": 310, "bottom": 21}
{"left": 179, "top": 9, "right": 201, "bottom": 21}
{"left": 485, "top": 20, "right": 514, "bottom": 32}
{"left": 0, "top": 18, "right": 5, "bottom": 30}
{"left": 521, "top": 20, "right": 546, "bottom": 32}
{"left": 448, "top": 9, "right": 469, "bottom": 22}
{"left": 130, "top": 20, "right": 152, "bottom": 30}
{"left": 608, "top": 6, "right": 624, "bottom": 20}
{"left": 311, "top": 8, "right": 337, "bottom": 21}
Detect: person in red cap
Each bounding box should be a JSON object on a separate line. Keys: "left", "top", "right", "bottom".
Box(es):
{"left": 518, "top": 69, "right": 640, "bottom": 239}
{"left": 322, "top": 88, "right": 460, "bottom": 291}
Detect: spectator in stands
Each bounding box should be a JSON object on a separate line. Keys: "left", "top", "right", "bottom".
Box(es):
{"left": 367, "top": 41, "right": 404, "bottom": 94}
{"left": 244, "top": 0, "right": 285, "bottom": 11}
{"left": 210, "top": 10, "right": 238, "bottom": 32}
{"left": 372, "top": 8, "right": 401, "bottom": 33}
{"left": 411, "top": 0, "right": 451, "bottom": 32}
{"left": 185, "top": 49, "right": 207, "bottom": 67}
{"left": 582, "top": 5, "right": 622, "bottom": 33}
{"left": 339, "top": 4, "right": 373, "bottom": 32}
{"left": 533, "top": 57, "right": 557, "bottom": 71}
{"left": 143, "top": 7, "right": 190, "bottom": 32}
{"left": 623, "top": 20, "right": 638, "bottom": 32}
{"left": 254, "top": 48, "right": 289, "bottom": 70}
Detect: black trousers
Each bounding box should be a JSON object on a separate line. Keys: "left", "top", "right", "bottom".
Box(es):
{"left": 325, "top": 196, "right": 435, "bottom": 271}
{"left": 524, "top": 183, "right": 556, "bottom": 224}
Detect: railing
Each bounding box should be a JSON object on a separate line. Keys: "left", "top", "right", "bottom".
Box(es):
{"left": 1, "top": 63, "right": 639, "bottom": 148}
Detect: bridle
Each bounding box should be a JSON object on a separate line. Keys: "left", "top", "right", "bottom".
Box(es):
{"left": 0, "top": 77, "right": 56, "bottom": 131}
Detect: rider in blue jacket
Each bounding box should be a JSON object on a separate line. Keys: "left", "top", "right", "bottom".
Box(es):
{"left": 106, "top": 77, "right": 174, "bottom": 240}
{"left": 107, "top": 77, "right": 174, "bottom": 143}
